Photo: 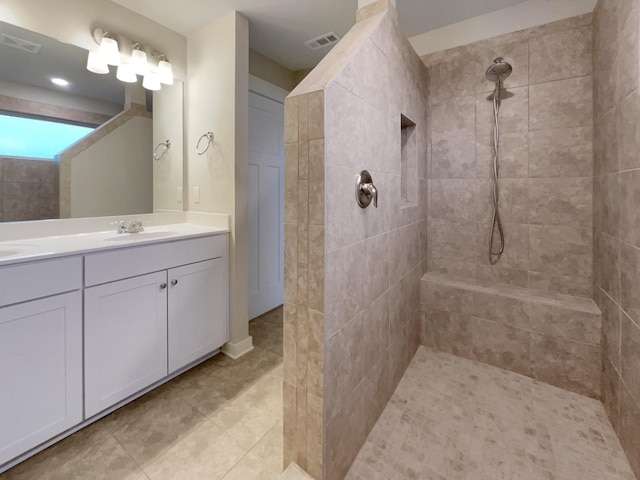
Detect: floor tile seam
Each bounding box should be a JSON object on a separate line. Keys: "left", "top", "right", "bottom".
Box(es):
{"left": 139, "top": 424, "right": 202, "bottom": 478}
{"left": 107, "top": 429, "right": 150, "bottom": 478}
{"left": 111, "top": 412, "right": 210, "bottom": 471}
{"left": 216, "top": 448, "right": 256, "bottom": 480}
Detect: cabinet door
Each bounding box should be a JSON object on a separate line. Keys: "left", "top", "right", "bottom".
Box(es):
{"left": 0, "top": 292, "right": 82, "bottom": 466}
{"left": 168, "top": 258, "right": 229, "bottom": 373}
{"left": 84, "top": 272, "right": 168, "bottom": 418}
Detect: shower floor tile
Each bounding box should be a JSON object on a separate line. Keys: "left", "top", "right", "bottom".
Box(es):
{"left": 346, "top": 347, "right": 636, "bottom": 480}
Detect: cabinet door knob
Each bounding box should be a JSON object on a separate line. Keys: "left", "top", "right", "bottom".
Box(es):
{"left": 160, "top": 283, "right": 167, "bottom": 290}
{"left": 171, "top": 279, "right": 178, "bottom": 286}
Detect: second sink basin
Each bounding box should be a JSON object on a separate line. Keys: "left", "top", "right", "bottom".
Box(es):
{"left": 0, "top": 243, "right": 39, "bottom": 258}
{"left": 104, "top": 231, "right": 178, "bottom": 242}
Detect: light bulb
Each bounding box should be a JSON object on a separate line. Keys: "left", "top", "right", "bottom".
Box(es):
{"left": 130, "top": 47, "right": 148, "bottom": 75}
{"left": 86, "top": 50, "right": 109, "bottom": 74}
{"left": 142, "top": 72, "right": 161, "bottom": 91}
{"left": 157, "top": 59, "right": 174, "bottom": 85}
{"left": 116, "top": 63, "right": 137, "bottom": 83}
{"left": 99, "top": 36, "right": 121, "bottom": 66}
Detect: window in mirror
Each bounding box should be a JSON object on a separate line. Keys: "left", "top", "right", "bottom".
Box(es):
{"left": 0, "top": 113, "right": 95, "bottom": 160}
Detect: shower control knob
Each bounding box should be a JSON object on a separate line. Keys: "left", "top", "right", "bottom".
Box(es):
{"left": 356, "top": 170, "right": 378, "bottom": 209}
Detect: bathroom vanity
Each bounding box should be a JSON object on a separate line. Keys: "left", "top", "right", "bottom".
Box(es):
{"left": 0, "top": 222, "right": 229, "bottom": 468}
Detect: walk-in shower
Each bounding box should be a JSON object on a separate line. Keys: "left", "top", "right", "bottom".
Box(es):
{"left": 486, "top": 57, "right": 512, "bottom": 263}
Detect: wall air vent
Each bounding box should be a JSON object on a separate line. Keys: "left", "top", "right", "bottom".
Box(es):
{"left": 305, "top": 32, "right": 340, "bottom": 50}
{"left": 0, "top": 33, "right": 42, "bottom": 54}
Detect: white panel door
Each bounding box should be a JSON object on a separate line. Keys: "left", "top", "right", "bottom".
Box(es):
{"left": 248, "top": 91, "right": 284, "bottom": 319}
{"left": 84, "top": 272, "right": 168, "bottom": 418}
{"left": 168, "top": 258, "right": 229, "bottom": 373}
{"left": 0, "top": 292, "right": 82, "bottom": 465}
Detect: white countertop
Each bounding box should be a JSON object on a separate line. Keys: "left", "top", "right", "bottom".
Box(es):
{"left": 0, "top": 223, "right": 228, "bottom": 267}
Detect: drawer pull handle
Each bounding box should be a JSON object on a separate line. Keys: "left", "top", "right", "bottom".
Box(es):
{"left": 171, "top": 279, "right": 178, "bottom": 286}
{"left": 160, "top": 283, "right": 167, "bottom": 290}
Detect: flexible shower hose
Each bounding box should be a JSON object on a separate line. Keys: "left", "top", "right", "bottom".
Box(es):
{"left": 489, "top": 83, "right": 505, "bottom": 263}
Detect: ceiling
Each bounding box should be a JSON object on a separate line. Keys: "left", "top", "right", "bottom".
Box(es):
{"left": 0, "top": 20, "right": 124, "bottom": 107}
{"left": 111, "top": 0, "right": 530, "bottom": 71}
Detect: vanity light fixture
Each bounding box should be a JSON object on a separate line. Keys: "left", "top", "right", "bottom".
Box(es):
{"left": 157, "top": 55, "right": 174, "bottom": 85}
{"left": 88, "top": 27, "right": 173, "bottom": 91}
{"left": 86, "top": 50, "right": 109, "bottom": 74}
{"left": 116, "top": 63, "right": 137, "bottom": 83}
{"left": 142, "top": 71, "right": 161, "bottom": 91}
{"left": 130, "top": 43, "right": 148, "bottom": 75}
{"left": 97, "top": 31, "right": 120, "bottom": 66}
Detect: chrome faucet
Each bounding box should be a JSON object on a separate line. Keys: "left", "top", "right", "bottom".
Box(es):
{"left": 127, "top": 220, "right": 144, "bottom": 233}
{"left": 116, "top": 220, "right": 144, "bottom": 234}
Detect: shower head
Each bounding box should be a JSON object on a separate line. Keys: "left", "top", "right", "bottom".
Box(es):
{"left": 486, "top": 57, "right": 512, "bottom": 84}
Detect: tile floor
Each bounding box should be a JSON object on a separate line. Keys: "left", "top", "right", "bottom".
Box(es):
{"left": 346, "top": 347, "right": 636, "bottom": 480}
{"left": 0, "top": 306, "right": 285, "bottom": 480}
{"left": 4, "top": 308, "right": 637, "bottom": 480}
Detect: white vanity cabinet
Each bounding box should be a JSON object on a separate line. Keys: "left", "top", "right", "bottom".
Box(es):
{"left": 83, "top": 234, "right": 228, "bottom": 418}
{"left": 84, "top": 271, "right": 169, "bottom": 418}
{"left": 168, "top": 258, "right": 228, "bottom": 373}
{"left": 0, "top": 259, "right": 83, "bottom": 467}
{"left": 0, "top": 229, "right": 229, "bottom": 472}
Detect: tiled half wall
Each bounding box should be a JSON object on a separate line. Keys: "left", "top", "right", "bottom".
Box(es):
{"left": 283, "top": 1, "right": 428, "bottom": 478}
{"left": 283, "top": 90, "right": 325, "bottom": 478}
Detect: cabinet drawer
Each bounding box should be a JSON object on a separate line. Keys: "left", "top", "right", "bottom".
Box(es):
{"left": 0, "top": 257, "right": 82, "bottom": 308}
{"left": 85, "top": 234, "right": 227, "bottom": 287}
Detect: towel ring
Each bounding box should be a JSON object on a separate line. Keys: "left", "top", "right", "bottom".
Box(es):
{"left": 196, "top": 131, "right": 214, "bottom": 155}
{"left": 153, "top": 140, "right": 171, "bottom": 161}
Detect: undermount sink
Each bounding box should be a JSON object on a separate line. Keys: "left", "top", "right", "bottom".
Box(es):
{"left": 104, "top": 231, "right": 178, "bottom": 242}
{"left": 0, "top": 243, "right": 38, "bottom": 257}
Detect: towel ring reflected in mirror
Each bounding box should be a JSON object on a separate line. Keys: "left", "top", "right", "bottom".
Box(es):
{"left": 153, "top": 140, "right": 171, "bottom": 161}
{"left": 196, "top": 131, "right": 214, "bottom": 155}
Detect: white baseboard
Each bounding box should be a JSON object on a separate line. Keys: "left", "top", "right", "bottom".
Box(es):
{"left": 222, "top": 336, "right": 254, "bottom": 359}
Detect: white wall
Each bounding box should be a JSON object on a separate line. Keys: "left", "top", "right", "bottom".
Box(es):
{"left": 187, "top": 11, "right": 251, "bottom": 354}
{"left": 153, "top": 82, "right": 184, "bottom": 212}
{"left": 71, "top": 116, "right": 153, "bottom": 218}
{"left": 409, "top": 0, "right": 597, "bottom": 56}
{"left": 0, "top": 0, "right": 187, "bottom": 79}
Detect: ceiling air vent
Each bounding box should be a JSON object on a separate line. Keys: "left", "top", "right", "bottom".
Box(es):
{"left": 305, "top": 32, "right": 340, "bottom": 51}
{"left": 0, "top": 33, "right": 42, "bottom": 54}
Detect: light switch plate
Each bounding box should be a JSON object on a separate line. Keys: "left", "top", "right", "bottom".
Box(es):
{"left": 176, "top": 187, "right": 183, "bottom": 203}
{"left": 194, "top": 186, "right": 200, "bottom": 204}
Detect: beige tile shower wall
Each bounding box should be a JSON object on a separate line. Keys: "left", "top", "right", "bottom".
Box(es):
{"left": 283, "top": 91, "right": 325, "bottom": 478}
{"left": 321, "top": 3, "right": 427, "bottom": 479}
{"left": 593, "top": 0, "right": 640, "bottom": 477}
{"left": 284, "top": 2, "right": 427, "bottom": 479}
{"left": 0, "top": 158, "right": 59, "bottom": 222}
{"left": 422, "top": 14, "right": 595, "bottom": 298}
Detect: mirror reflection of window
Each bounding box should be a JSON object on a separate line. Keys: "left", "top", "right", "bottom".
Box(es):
{"left": 0, "top": 113, "right": 96, "bottom": 159}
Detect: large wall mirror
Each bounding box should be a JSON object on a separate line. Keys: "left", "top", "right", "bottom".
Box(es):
{"left": 0, "top": 19, "right": 184, "bottom": 222}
